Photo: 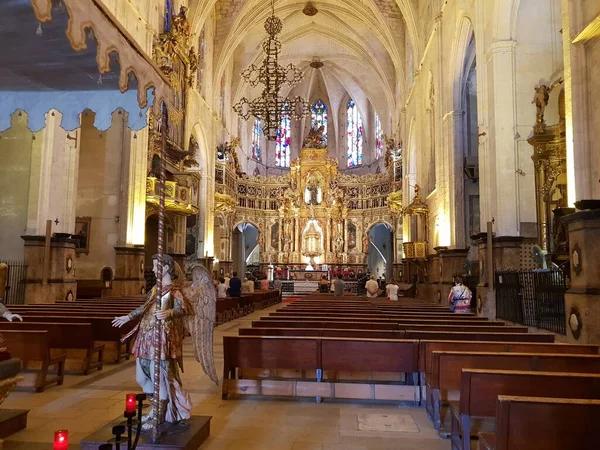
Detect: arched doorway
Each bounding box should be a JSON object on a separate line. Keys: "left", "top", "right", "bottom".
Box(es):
{"left": 231, "top": 223, "right": 260, "bottom": 278}
{"left": 367, "top": 223, "right": 393, "bottom": 282}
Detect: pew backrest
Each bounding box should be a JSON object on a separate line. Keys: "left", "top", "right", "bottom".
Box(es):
{"left": 460, "top": 369, "right": 600, "bottom": 419}
{"left": 495, "top": 396, "right": 600, "bottom": 450}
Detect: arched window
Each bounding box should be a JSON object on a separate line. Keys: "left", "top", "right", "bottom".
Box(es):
{"left": 275, "top": 113, "right": 291, "bottom": 168}
{"left": 346, "top": 99, "right": 364, "bottom": 168}
{"left": 251, "top": 119, "right": 262, "bottom": 161}
{"left": 311, "top": 100, "right": 328, "bottom": 146}
{"left": 375, "top": 114, "right": 384, "bottom": 159}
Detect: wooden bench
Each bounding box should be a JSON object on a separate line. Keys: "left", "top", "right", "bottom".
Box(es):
{"left": 478, "top": 396, "right": 600, "bottom": 450}
{"left": 263, "top": 316, "right": 500, "bottom": 326}
{"left": 405, "top": 330, "right": 554, "bottom": 342}
{"left": 0, "top": 322, "right": 104, "bottom": 375}
{"left": 428, "top": 351, "right": 600, "bottom": 430}
{"left": 222, "top": 335, "right": 420, "bottom": 403}
{"left": 419, "top": 340, "right": 599, "bottom": 385}
{"left": 451, "top": 369, "right": 600, "bottom": 450}
{"left": 12, "top": 315, "right": 133, "bottom": 363}
{"left": 239, "top": 327, "right": 407, "bottom": 339}
{"left": 0, "top": 330, "right": 66, "bottom": 392}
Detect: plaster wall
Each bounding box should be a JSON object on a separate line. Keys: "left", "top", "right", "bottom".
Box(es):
{"left": 0, "top": 113, "right": 42, "bottom": 261}
{"left": 74, "top": 111, "right": 129, "bottom": 279}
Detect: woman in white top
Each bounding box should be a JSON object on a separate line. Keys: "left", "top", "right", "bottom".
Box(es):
{"left": 386, "top": 279, "right": 399, "bottom": 301}
{"left": 216, "top": 278, "right": 228, "bottom": 298}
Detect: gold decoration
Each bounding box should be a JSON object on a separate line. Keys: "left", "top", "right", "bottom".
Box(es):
{"left": 146, "top": 177, "right": 198, "bottom": 215}
{"left": 387, "top": 191, "right": 403, "bottom": 214}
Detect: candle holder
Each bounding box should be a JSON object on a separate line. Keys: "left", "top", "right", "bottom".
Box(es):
{"left": 53, "top": 429, "right": 68, "bottom": 450}
{"left": 100, "top": 393, "right": 147, "bottom": 450}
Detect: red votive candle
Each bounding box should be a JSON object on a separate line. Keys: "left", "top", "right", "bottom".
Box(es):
{"left": 125, "top": 393, "right": 136, "bottom": 414}
{"left": 53, "top": 429, "right": 68, "bottom": 450}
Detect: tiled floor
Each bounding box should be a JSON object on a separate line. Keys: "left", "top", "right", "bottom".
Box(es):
{"left": 2, "top": 306, "right": 450, "bottom": 449}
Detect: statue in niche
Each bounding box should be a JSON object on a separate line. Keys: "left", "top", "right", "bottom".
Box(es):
{"left": 305, "top": 182, "right": 322, "bottom": 205}
{"left": 303, "top": 125, "right": 326, "bottom": 149}
{"left": 257, "top": 232, "right": 265, "bottom": 250}
{"left": 362, "top": 233, "right": 370, "bottom": 254}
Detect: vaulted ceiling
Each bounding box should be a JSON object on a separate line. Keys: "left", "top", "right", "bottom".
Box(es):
{"left": 191, "top": 0, "right": 417, "bottom": 133}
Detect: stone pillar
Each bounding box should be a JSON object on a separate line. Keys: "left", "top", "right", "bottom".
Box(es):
{"left": 111, "top": 246, "right": 146, "bottom": 297}
{"left": 443, "top": 111, "right": 466, "bottom": 248}
{"left": 474, "top": 235, "right": 535, "bottom": 318}
{"left": 21, "top": 236, "right": 77, "bottom": 303}
{"left": 484, "top": 40, "right": 520, "bottom": 236}
{"left": 123, "top": 127, "right": 148, "bottom": 246}
{"left": 563, "top": 210, "right": 600, "bottom": 344}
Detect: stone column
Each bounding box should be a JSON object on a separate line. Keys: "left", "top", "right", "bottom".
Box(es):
{"left": 484, "top": 40, "right": 520, "bottom": 236}
{"left": 21, "top": 236, "right": 77, "bottom": 303}
{"left": 563, "top": 210, "right": 600, "bottom": 344}
{"left": 123, "top": 127, "right": 148, "bottom": 246}
{"left": 443, "top": 110, "right": 466, "bottom": 248}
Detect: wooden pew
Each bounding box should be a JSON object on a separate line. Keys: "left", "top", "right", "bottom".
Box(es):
{"left": 262, "top": 316, "right": 500, "bottom": 326}
{"left": 253, "top": 320, "right": 529, "bottom": 333}
{"left": 478, "top": 396, "right": 600, "bottom": 450}
{"left": 222, "top": 335, "right": 420, "bottom": 403}
{"left": 428, "top": 351, "right": 600, "bottom": 430}
{"left": 406, "top": 330, "right": 554, "bottom": 342}
{"left": 419, "top": 340, "right": 599, "bottom": 383}
{"left": 0, "top": 330, "right": 66, "bottom": 392}
{"left": 0, "top": 322, "right": 104, "bottom": 375}
{"left": 239, "top": 327, "right": 408, "bottom": 339}
{"left": 451, "top": 370, "right": 600, "bottom": 450}
{"left": 11, "top": 315, "right": 134, "bottom": 363}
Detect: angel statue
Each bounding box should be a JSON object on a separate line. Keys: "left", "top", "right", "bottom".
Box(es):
{"left": 112, "top": 255, "right": 217, "bottom": 430}
{"left": 532, "top": 78, "right": 563, "bottom": 126}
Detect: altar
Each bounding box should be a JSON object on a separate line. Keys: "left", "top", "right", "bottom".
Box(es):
{"left": 288, "top": 269, "right": 328, "bottom": 281}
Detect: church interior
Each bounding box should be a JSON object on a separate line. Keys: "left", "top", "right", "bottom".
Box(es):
{"left": 0, "top": 0, "right": 600, "bottom": 448}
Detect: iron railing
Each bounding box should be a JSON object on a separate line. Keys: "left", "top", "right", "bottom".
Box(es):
{"left": 0, "top": 260, "right": 27, "bottom": 305}
{"left": 495, "top": 270, "right": 566, "bottom": 335}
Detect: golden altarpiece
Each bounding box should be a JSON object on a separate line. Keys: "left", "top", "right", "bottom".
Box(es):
{"left": 213, "top": 129, "right": 406, "bottom": 278}
{"left": 144, "top": 7, "right": 201, "bottom": 271}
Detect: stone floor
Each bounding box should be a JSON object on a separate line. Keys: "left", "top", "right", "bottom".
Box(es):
{"left": 2, "top": 305, "right": 450, "bottom": 449}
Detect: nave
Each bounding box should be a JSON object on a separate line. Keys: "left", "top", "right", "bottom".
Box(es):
{"left": 1, "top": 301, "right": 449, "bottom": 450}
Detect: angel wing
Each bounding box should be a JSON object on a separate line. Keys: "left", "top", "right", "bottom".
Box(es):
{"left": 182, "top": 265, "right": 219, "bottom": 385}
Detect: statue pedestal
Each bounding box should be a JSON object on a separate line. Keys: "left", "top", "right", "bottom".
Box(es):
{"left": 21, "top": 235, "right": 77, "bottom": 303}
{"left": 112, "top": 246, "right": 146, "bottom": 297}
{"left": 563, "top": 209, "right": 600, "bottom": 344}
{"left": 80, "top": 415, "right": 211, "bottom": 450}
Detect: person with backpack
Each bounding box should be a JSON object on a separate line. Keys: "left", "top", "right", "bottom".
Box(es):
{"left": 448, "top": 276, "right": 472, "bottom": 313}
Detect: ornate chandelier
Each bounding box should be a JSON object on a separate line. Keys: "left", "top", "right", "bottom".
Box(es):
{"left": 233, "top": 0, "right": 310, "bottom": 140}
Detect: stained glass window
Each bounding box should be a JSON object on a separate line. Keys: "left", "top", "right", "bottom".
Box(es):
{"left": 311, "top": 100, "right": 328, "bottom": 146}
{"left": 165, "top": 0, "right": 173, "bottom": 32}
{"left": 251, "top": 119, "right": 262, "bottom": 161}
{"left": 275, "top": 111, "right": 291, "bottom": 168}
{"left": 375, "top": 114, "right": 384, "bottom": 159}
{"left": 347, "top": 99, "right": 364, "bottom": 168}
{"left": 196, "top": 27, "right": 206, "bottom": 94}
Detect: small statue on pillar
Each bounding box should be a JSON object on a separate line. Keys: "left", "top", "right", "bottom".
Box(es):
{"left": 532, "top": 78, "right": 563, "bottom": 133}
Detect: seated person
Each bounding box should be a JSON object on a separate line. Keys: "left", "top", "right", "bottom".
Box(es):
{"left": 319, "top": 275, "right": 329, "bottom": 293}
{"left": 241, "top": 277, "right": 251, "bottom": 294}
{"left": 216, "top": 278, "right": 227, "bottom": 298}
{"left": 333, "top": 275, "right": 345, "bottom": 296}
{"left": 385, "top": 279, "right": 399, "bottom": 301}
{"left": 229, "top": 272, "right": 242, "bottom": 297}
{"left": 365, "top": 275, "right": 379, "bottom": 298}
